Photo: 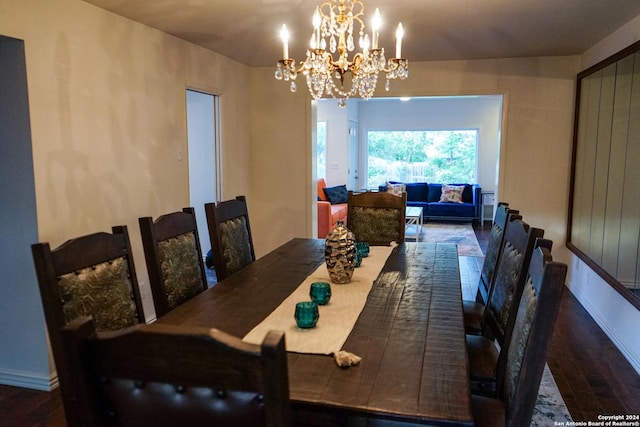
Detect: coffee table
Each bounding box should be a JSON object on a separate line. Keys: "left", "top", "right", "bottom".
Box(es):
{"left": 405, "top": 206, "right": 424, "bottom": 240}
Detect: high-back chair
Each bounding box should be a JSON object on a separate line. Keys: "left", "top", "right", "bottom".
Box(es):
{"left": 476, "top": 202, "right": 521, "bottom": 304}
{"left": 205, "top": 195, "right": 255, "bottom": 281}
{"left": 481, "top": 219, "right": 546, "bottom": 344}
{"left": 463, "top": 204, "right": 521, "bottom": 334}
{"left": 466, "top": 219, "right": 547, "bottom": 395}
{"left": 347, "top": 190, "right": 407, "bottom": 245}
{"left": 31, "top": 226, "right": 145, "bottom": 425}
{"left": 139, "top": 207, "right": 208, "bottom": 318}
{"left": 472, "top": 246, "right": 567, "bottom": 427}
{"left": 61, "top": 316, "right": 292, "bottom": 427}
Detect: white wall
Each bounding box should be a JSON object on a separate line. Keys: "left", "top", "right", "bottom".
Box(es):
{"left": 565, "top": 15, "right": 640, "bottom": 375}
{"left": 317, "top": 100, "right": 358, "bottom": 187}
{"left": 356, "top": 96, "right": 502, "bottom": 191}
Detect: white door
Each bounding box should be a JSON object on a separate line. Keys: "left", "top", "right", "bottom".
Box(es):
{"left": 348, "top": 120, "right": 358, "bottom": 190}
{"left": 186, "top": 89, "right": 219, "bottom": 256}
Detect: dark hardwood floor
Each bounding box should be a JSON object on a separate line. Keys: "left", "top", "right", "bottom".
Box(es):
{"left": 1, "top": 224, "right": 638, "bottom": 426}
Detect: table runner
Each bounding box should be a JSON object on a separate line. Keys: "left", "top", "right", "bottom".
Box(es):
{"left": 242, "top": 244, "right": 397, "bottom": 354}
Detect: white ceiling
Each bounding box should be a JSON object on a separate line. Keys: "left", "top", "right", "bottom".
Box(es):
{"left": 81, "top": 0, "right": 640, "bottom": 67}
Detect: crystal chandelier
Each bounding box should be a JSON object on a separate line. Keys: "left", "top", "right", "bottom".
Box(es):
{"left": 275, "top": 0, "right": 409, "bottom": 107}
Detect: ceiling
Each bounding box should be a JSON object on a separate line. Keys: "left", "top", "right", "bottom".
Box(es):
{"left": 81, "top": 0, "right": 640, "bottom": 67}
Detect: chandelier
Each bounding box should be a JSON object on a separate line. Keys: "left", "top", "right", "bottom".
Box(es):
{"left": 275, "top": 0, "right": 409, "bottom": 107}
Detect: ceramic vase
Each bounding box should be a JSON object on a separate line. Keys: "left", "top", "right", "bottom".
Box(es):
{"left": 325, "top": 220, "right": 356, "bottom": 284}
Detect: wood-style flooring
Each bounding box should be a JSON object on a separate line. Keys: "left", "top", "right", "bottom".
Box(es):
{"left": 1, "top": 224, "right": 638, "bottom": 426}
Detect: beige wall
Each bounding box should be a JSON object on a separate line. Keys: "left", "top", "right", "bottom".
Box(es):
{"left": 250, "top": 68, "right": 314, "bottom": 257}
{"left": 4, "top": 0, "right": 628, "bottom": 386}
{"left": 250, "top": 56, "right": 580, "bottom": 263}
{"left": 0, "top": 0, "right": 252, "bottom": 320}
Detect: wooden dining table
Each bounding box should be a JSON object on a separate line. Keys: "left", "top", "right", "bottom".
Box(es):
{"left": 155, "top": 238, "right": 473, "bottom": 426}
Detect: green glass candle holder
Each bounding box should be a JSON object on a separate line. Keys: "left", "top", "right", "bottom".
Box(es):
{"left": 356, "top": 241, "right": 370, "bottom": 257}
{"left": 310, "top": 282, "right": 331, "bottom": 305}
{"left": 294, "top": 301, "right": 319, "bottom": 328}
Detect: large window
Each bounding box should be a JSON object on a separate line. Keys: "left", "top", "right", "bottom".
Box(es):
{"left": 367, "top": 130, "right": 477, "bottom": 186}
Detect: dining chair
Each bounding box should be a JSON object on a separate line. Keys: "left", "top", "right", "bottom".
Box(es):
{"left": 139, "top": 207, "right": 208, "bottom": 318}
{"left": 463, "top": 203, "right": 521, "bottom": 334}
{"left": 205, "top": 195, "right": 256, "bottom": 281}
{"left": 31, "top": 226, "right": 145, "bottom": 425}
{"left": 471, "top": 246, "right": 567, "bottom": 427}
{"left": 61, "top": 316, "right": 292, "bottom": 427}
{"left": 347, "top": 190, "right": 407, "bottom": 245}
{"left": 466, "top": 219, "right": 548, "bottom": 395}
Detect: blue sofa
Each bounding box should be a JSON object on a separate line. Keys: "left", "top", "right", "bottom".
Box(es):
{"left": 379, "top": 181, "right": 482, "bottom": 223}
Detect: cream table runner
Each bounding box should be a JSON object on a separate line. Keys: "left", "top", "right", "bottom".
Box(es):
{"left": 242, "top": 244, "right": 397, "bottom": 355}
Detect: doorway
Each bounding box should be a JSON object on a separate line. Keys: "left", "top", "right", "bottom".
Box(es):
{"left": 348, "top": 120, "right": 358, "bottom": 189}
{"left": 186, "top": 89, "right": 220, "bottom": 258}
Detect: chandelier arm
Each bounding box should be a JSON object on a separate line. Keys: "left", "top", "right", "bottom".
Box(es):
{"left": 276, "top": 0, "right": 408, "bottom": 105}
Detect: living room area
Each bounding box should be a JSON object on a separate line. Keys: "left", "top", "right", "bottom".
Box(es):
{"left": 315, "top": 95, "right": 503, "bottom": 238}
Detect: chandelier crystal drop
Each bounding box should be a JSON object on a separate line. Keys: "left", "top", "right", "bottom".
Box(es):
{"left": 275, "top": 0, "right": 408, "bottom": 107}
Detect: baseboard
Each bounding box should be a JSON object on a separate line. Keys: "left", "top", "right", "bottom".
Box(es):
{"left": 0, "top": 368, "right": 57, "bottom": 391}
{"left": 566, "top": 283, "right": 640, "bottom": 375}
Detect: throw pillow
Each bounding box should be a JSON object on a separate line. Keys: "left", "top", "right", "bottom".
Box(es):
{"left": 323, "top": 184, "right": 348, "bottom": 204}
{"left": 386, "top": 181, "right": 406, "bottom": 197}
{"left": 439, "top": 184, "right": 465, "bottom": 203}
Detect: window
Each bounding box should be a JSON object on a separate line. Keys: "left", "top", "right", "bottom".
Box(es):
{"left": 317, "top": 121, "right": 327, "bottom": 180}
{"left": 367, "top": 130, "right": 477, "bottom": 185}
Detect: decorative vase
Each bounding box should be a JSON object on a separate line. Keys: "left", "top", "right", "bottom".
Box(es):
{"left": 325, "top": 220, "right": 356, "bottom": 284}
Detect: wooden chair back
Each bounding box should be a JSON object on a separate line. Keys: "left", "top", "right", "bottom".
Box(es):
{"left": 501, "top": 246, "right": 566, "bottom": 425}
{"left": 476, "top": 203, "right": 521, "bottom": 304}
{"left": 139, "top": 207, "right": 208, "bottom": 318}
{"left": 31, "top": 226, "right": 145, "bottom": 425}
{"left": 205, "top": 196, "right": 255, "bottom": 281}
{"left": 347, "top": 190, "right": 407, "bottom": 245}
{"left": 482, "top": 218, "right": 545, "bottom": 346}
{"left": 473, "top": 246, "right": 567, "bottom": 427}
{"left": 61, "top": 316, "right": 292, "bottom": 427}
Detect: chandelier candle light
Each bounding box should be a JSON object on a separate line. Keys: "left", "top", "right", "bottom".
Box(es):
{"left": 275, "top": 0, "right": 408, "bottom": 107}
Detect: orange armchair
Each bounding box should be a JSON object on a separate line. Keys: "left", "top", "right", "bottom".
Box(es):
{"left": 317, "top": 178, "right": 348, "bottom": 238}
